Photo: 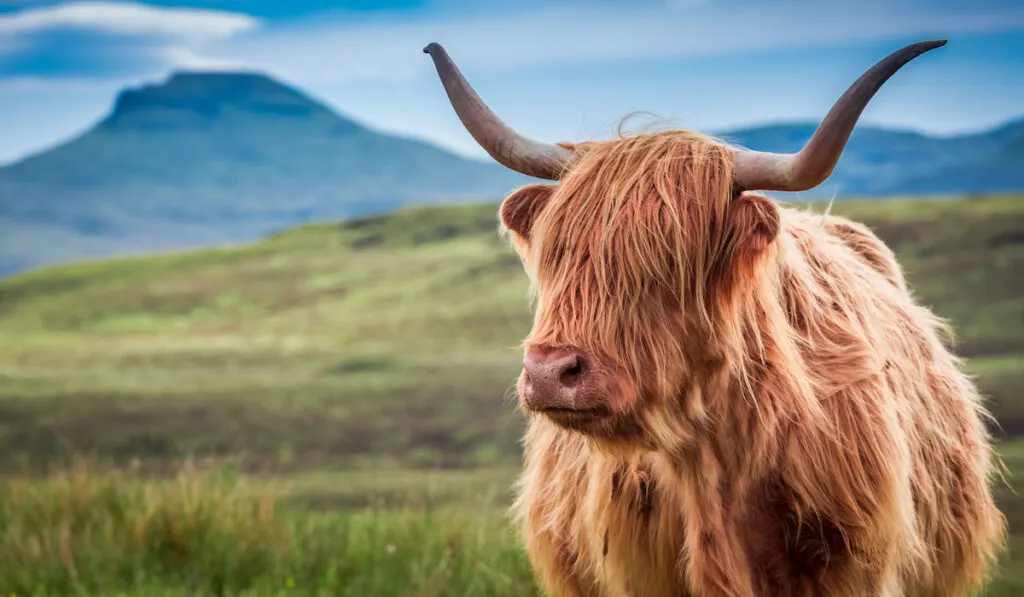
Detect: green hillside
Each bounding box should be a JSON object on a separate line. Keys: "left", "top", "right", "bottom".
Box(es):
{"left": 0, "top": 194, "right": 1022, "bottom": 472}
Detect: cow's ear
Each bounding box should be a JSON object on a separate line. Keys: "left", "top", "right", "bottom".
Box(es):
{"left": 717, "top": 192, "right": 781, "bottom": 292}
{"left": 500, "top": 183, "right": 555, "bottom": 240}
{"left": 728, "top": 191, "right": 780, "bottom": 259}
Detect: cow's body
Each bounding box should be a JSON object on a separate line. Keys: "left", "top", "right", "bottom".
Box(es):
{"left": 511, "top": 203, "right": 1005, "bottom": 597}
{"left": 423, "top": 39, "right": 1006, "bottom": 597}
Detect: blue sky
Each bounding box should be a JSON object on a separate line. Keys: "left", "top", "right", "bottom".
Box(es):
{"left": 0, "top": 0, "right": 1022, "bottom": 165}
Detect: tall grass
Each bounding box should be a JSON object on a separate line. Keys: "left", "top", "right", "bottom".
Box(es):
{"left": 0, "top": 462, "right": 538, "bottom": 597}
{"left": 2, "top": 455, "right": 1023, "bottom": 596}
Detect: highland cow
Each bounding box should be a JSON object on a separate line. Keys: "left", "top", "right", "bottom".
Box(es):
{"left": 424, "top": 40, "right": 1006, "bottom": 596}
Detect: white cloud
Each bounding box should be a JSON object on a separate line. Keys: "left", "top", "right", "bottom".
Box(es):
{"left": 160, "top": 45, "right": 252, "bottom": 72}
{"left": 0, "top": 1, "right": 260, "bottom": 41}
{"left": 200, "top": 0, "right": 1024, "bottom": 83}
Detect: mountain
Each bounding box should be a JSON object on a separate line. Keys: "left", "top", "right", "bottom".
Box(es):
{"left": 0, "top": 71, "right": 530, "bottom": 277}
{"left": 0, "top": 70, "right": 1021, "bottom": 278}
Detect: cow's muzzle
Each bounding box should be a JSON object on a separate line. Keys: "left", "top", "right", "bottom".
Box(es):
{"left": 519, "top": 344, "right": 614, "bottom": 426}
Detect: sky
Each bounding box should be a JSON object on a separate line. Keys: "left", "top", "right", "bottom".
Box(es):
{"left": 0, "top": 0, "right": 1023, "bottom": 165}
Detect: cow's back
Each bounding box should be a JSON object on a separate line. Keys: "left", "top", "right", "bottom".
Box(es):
{"left": 786, "top": 208, "right": 1006, "bottom": 594}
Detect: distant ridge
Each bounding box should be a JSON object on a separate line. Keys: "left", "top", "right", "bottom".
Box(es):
{"left": 0, "top": 70, "right": 1021, "bottom": 277}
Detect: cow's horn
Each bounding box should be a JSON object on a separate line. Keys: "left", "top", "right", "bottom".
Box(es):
{"left": 732, "top": 40, "right": 947, "bottom": 193}
{"left": 423, "top": 42, "right": 575, "bottom": 181}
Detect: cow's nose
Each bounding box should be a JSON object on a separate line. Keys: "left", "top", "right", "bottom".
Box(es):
{"left": 521, "top": 346, "right": 588, "bottom": 411}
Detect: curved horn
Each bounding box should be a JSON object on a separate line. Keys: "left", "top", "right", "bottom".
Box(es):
{"left": 733, "top": 40, "right": 947, "bottom": 193}
{"left": 423, "top": 42, "right": 575, "bottom": 181}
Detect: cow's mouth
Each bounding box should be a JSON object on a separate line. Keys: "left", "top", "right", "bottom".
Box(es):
{"left": 531, "top": 403, "right": 614, "bottom": 430}
{"left": 534, "top": 405, "right": 610, "bottom": 416}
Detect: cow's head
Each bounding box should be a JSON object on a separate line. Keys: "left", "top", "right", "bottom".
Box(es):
{"left": 424, "top": 40, "right": 945, "bottom": 447}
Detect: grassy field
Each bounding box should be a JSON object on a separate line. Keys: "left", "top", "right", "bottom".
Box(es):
{"left": 0, "top": 193, "right": 1022, "bottom": 470}
{"left": 1, "top": 440, "right": 1022, "bottom": 596}
{"left": 0, "top": 193, "right": 1022, "bottom": 594}
{"left": 0, "top": 461, "right": 537, "bottom": 597}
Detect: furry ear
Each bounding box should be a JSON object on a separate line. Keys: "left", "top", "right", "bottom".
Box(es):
{"left": 499, "top": 183, "right": 556, "bottom": 240}
{"left": 728, "top": 191, "right": 781, "bottom": 259}
{"left": 714, "top": 192, "right": 781, "bottom": 295}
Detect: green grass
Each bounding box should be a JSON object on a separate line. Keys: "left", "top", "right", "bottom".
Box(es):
{"left": 1, "top": 441, "right": 1023, "bottom": 597}
{"left": 0, "top": 195, "right": 1022, "bottom": 470}
{"left": 0, "top": 461, "right": 538, "bottom": 597}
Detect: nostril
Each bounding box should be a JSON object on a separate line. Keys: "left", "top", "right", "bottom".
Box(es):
{"left": 559, "top": 357, "right": 585, "bottom": 388}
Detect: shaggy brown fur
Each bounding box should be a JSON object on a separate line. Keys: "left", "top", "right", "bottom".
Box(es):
{"left": 499, "top": 130, "right": 1006, "bottom": 596}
